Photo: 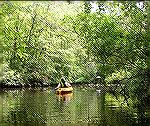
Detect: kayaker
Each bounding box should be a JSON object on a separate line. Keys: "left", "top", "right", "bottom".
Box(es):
{"left": 55, "top": 77, "right": 72, "bottom": 89}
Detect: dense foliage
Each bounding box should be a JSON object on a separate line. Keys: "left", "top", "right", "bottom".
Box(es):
{"left": 1, "top": 1, "right": 150, "bottom": 104}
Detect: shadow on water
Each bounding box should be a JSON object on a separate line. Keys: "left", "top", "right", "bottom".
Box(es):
{"left": 0, "top": 87, "right": 149, "bottom": 126}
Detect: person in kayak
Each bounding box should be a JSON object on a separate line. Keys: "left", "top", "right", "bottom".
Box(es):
{"left": 55, "top": 77, "right": 72, "bottom": 89}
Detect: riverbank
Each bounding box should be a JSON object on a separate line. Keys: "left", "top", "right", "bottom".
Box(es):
{"left": 0, "top": 82, "right": 51, "bottom": 89}
{"left": 0, "top": 81, "right": 116, "bottom": 93}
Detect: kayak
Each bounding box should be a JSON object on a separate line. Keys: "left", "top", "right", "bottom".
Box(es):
{"left": 55, "top": 87, "right": 73, "bottom": 94}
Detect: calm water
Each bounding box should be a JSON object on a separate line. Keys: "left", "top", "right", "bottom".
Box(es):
{"left": 0, "top": 87, "right": 149, "bottom": 126}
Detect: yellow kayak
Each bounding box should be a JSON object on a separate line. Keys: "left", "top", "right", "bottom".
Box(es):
{"left": 55, "top": 87, "right": 73, "bottom": 94}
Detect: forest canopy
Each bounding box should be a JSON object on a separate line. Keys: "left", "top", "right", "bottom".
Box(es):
{"left": 0, "top": 1, "right": 149, "bottom": 95}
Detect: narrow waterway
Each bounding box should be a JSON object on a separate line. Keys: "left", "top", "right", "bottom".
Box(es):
{"left": 0, "top": 87, "right": 149, "bottom": 126}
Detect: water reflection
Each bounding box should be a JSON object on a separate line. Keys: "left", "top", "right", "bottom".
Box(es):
{"left": 56, "top": 92, "right": 73, "bottom": 102}
{"left": 0, "top": 87, "right": 149, "bottom": 126}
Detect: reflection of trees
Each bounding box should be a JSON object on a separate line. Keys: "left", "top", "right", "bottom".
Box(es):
{"left": 0, "top": 92, "right": 4, "bottom": 125}
{"left": 97, "top": 92, "right": 150, "bottom": 126}
{"left": 97, "top": 92, "right": 107, "bottom": 126}
{"left": 19, "top": 89, "right": 47, "bottom": 125}
{"left": 2, "top": 89, "right": 48, "bottom": 125}
{"left": 1, "top": 88, "right": 150, "bottom": 125}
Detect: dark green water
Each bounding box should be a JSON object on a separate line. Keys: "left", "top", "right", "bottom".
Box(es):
{"left": 0, "top": 87, "right": 149, "bottom": 126}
